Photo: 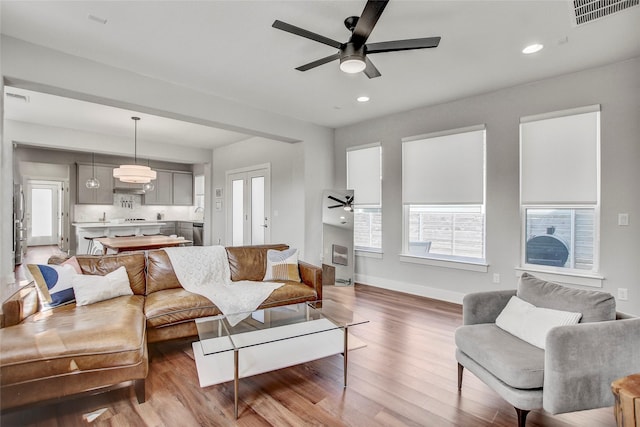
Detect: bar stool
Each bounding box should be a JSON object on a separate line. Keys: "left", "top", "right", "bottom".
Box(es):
{"left": 84, "top": 236, "right": 106, "bottom": 255}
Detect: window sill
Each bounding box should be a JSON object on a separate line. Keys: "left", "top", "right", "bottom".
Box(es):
{"left": 399, "top": 254, "right": 489, "bottom": 272}
{"left": 355, "top": 249, "right": 383, "bottom": 259}
{"left": 515, "top": 267, "right": 604, "bottom": 288}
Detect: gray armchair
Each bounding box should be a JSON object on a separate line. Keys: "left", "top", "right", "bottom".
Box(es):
{"left": 455, "top": 273, "right": 640, "bottom": 427}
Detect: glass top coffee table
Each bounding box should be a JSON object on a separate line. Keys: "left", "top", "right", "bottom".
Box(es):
{"left": 192, "top": 299, "right": 368, "bottom": 419}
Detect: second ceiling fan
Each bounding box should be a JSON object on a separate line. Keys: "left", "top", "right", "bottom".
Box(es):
{"left": 272, "top": 0, "right": 441, "bottom": 79}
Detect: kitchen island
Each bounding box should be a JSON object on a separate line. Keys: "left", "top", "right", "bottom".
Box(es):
{"left": 72, "top": 221, "right": 165, "bottom": 254}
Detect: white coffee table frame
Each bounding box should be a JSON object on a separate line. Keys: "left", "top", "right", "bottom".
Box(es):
{"left": 192, "top": 300, "right": 367, "bottom": 419}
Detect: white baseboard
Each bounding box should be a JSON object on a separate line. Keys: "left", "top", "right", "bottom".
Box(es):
{"left": 354, "top": 273, "right": 464, "bottom": 305}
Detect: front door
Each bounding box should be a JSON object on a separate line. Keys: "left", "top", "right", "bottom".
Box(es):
{"left": 226, "top": 165, "right": 271, "bottom": 246}
{"left": 26, "top": 180, "right": 62, "bottom": 246}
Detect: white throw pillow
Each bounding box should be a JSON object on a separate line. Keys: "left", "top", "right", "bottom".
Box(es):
{"left": 72, "top": 266, "right": 133, "bottom": 306}
{"left": 495, "top": 295, "right": 582, "bottom": 349}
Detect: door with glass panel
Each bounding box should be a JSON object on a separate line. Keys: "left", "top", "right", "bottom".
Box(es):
{"left": 226, "top": 165, "right": 271, "bottom": 246}
{"left": 26, "top": 181, "right": 62, "bottom": 246}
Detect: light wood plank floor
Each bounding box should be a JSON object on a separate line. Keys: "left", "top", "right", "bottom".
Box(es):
{"left": 1, "top": 280, "right": 616, "bottom": 426}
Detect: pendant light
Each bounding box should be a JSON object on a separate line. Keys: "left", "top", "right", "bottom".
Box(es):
{"left": 113, "top": 117, "right": 157, "bottom": 184}
{"left": 142, "top": 158, "right": 155, "bottom": 192}
{"left": 85, "top": 152, "right": 100, "bottom": 189}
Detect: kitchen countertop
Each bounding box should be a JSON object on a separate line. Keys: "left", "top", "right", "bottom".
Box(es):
{"left": 72, "top": 221, "right": 166, "bottom": 228}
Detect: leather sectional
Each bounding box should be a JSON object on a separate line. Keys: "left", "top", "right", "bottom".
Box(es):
{"left": 0, "top": 244, "right": 322, "bottom": 410}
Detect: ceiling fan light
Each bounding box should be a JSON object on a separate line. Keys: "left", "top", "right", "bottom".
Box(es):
{"left": 113, "top": 164, "right": 157, "bottom": 184}
{"left": 340, "top": 58, "right": 366, "bottom": 74}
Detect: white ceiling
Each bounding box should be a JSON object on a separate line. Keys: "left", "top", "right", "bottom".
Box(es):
{"left": 3, "top": 87, "right": 253, "bottom": 149}
{"left": 2, "top": 1, "right": 640, "bottom": 147}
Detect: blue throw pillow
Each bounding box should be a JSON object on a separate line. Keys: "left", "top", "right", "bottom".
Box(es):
{"left": 27, "top": 263, "right": 79, "bottom": 308}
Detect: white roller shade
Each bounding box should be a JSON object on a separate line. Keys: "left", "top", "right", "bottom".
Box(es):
{"left": 520, "top": 107, "right": 599, "bottom": 204}
{"left": 402, "top": 126, "right": 485, "bottom": 205}
{"left": 347, "top": 144, "right": 381, "bottom": 206}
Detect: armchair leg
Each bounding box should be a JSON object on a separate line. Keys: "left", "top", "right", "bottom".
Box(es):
{"left": 134, "top": 379, "right": 146, "bottom": 404}
{"left": 515, "top": 407, "right": 530, "bottom": 427}
{"left": 457, "top": 363, "right": 464, "bottom": 391}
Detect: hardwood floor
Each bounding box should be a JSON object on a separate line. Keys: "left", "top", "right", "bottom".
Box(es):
{"left": 1, "top": 283, "right": 616, "bottom": 426}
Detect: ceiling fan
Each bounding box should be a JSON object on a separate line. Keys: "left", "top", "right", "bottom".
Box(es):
{"left": 328, "top": 194, "right": 354, "bottom": 211}
{"left": 272, "top": 0, "right": 441, "bottom": 79}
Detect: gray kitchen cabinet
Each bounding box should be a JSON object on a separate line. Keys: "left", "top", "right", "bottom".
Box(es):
{"left": 77, "top": 164, "right": 114, "bottom": 204}
{"left": 143, "top": 170, "right": 173, "bottom": 205}
{"left": 177, "top": 221, "right": 194, "bottom": 241}
{"left": 172, "top": 172, "right": 193, "bottom": 205}
{"left": 159, "top": 221, "right": 176, "bottom": 236}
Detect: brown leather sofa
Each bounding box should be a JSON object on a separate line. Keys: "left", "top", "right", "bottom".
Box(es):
{"left": 0, "top": 244, "right": 322, "bottom": 410}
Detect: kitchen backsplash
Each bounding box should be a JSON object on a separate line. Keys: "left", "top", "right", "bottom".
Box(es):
{"left": 75, "top": 194, "right": 202, "bottom": 222}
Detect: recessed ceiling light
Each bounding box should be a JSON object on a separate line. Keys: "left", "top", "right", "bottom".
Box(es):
{"left": 357, "top": 96, "right": 370, "bottom": 103}
{"left": 522, "top": 43, "right": 544, "bottom": 54}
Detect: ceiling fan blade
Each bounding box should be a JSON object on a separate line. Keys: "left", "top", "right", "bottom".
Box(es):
{"left": 363, "top": 57, "right": 381, "bottom": 79}
{"left": 328, "top": 204, "right": 343, "bottom": 209}
{"left": 351, "top": 0, "right": 389, "bottom": 47}
{"left": 328, "top": 195, "right": 346, "bottom": 204}
{"left": 366, "top": 37, "right": 441, "bottom": 54}
{"left": 296, "top": 53, "right": 341, "bottom": 71}
{"left": 272, "top": 20, "right": 342, "bottom": 49}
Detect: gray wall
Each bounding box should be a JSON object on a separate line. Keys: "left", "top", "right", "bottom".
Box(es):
{"left": 211, "top": 137, "right": 305, "bottom": 254}
{"left": 335, "top": 57, "right": 640, "bottom": 314}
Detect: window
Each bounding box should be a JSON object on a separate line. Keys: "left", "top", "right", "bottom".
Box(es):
{"left": 402, "top": 125, "right": 486, "bottom": 264}
{"left": 520, "top": 105, "right": 600, "bottom": 274}
{"left": 194, "top": 175, "right": 205, "bottom": 211}
{"left": 347, "top": 143, "right": 382, "bottom": 252}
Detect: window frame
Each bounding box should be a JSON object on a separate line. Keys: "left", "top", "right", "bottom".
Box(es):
{"left": 347, "top": 142, "right": 383, "bottom": 254}
{"left": 519, "top": 106, "right": 602, "bottom": 285}
{"left": 400, "top": 125, "right": 487, "bottom": 269}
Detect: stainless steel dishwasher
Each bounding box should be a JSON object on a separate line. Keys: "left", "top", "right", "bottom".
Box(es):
{"left": 193, "top": 222, "right": 203, "bottom": 246}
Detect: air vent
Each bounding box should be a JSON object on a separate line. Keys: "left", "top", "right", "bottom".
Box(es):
{"left": 571, "top": 0, "right": 639, "bottom": 25}
{"left": 5, "top": 92, "right": 29, "bottom": 102}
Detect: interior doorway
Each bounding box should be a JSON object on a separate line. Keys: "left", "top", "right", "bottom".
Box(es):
{"left": 226, "top": 164, "right": 271, "bottom": 246}
{"left": 26, "top": 180, "right": 64, "bottom": 248}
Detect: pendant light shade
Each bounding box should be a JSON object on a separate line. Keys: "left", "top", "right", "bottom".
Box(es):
{"left": 113, "top": 117, "right": 157, "bottom": 184}
{"left": 86, "top": 152, "right": 101, "bottom": 189}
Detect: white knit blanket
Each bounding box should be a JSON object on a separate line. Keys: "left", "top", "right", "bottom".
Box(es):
{"left": 163, "top": 246, "right": 283, "bottom": 326}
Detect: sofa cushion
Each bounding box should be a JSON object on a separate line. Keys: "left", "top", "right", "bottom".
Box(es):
{"left": 0, "top": 295, "right": 146, "bottom": 385}
{"left": 260, "top": 282, "right": 318, "bottom": 307}
{"left": 145, "top": 281, "right": 317, "bottom": 329}
{"left": 517, "top": 273, "right": 616, "bottom": 323}
{"left": 455, "top": 323, "right": 545, "bottom": 389}
{"left": 226, "top": 244, "right": 289, "bottom": 281}
{"left": 146, "top": 250, "right": 182, "bottom": 294}
{"left": 144, "top": 288, "right": 221, "bottom": 328}
{"left": 76, "top": 253, "right": 147, "bottom": 296}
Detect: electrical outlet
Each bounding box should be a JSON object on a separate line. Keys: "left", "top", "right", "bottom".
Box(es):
{"left": 493, "top": 273, "right": 500, "bottom": 284}
{"left": 618, "top": 288, "right": 628, "bottom": 301}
